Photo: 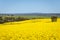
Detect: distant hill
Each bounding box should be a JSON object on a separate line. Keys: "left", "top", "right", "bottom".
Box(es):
{"left": 0, "top": 13, "right": 60, "bottom": 17}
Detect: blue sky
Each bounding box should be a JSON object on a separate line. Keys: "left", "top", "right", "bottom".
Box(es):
{"left": 0, "top": 0, "right": 60, "bottom": 13}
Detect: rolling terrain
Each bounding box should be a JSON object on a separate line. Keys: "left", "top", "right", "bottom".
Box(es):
{"left": 0, "top": 18, "right": 60, "bottom": 40}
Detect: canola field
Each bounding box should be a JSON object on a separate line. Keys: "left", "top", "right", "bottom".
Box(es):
{"left": 0, "top": 18, "right": 60, "bottom": 40}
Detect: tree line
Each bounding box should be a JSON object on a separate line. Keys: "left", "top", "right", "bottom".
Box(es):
{"left": 0, "top": 16, "right": 29, "bottom": 24}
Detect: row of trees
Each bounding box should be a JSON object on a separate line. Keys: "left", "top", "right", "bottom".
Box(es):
{"left": 0, "top": 15, "right": 57, "bottom": 24}
{"left": 0, "top": 16, "right": 29, "bottom": 24}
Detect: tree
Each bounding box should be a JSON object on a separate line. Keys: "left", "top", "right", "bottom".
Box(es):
{"left": 15, "top": 17, "right": 29, "bottom": 21}
{"left": 4, "top": 16, "right": 15, "bottom": 22}
{"left": 0, "top": 16, "right": 5, "bottom": 24}
{"left": 51, "top": 16, "right": 57, "bottom": 22}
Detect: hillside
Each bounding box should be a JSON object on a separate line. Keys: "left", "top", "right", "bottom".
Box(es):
{"left": 0, "top": 18, "right": 60, "bottom": 40}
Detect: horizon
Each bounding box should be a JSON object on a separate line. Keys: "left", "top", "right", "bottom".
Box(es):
{"left": 0, "top": 13, "right": 60, "bottom": 14}
{"left": 0, "top": 0, "right": 60, "bottom": 13}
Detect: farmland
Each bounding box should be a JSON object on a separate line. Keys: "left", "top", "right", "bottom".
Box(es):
{"left": 0, "top": 18, "right": 60, "bottom": 40}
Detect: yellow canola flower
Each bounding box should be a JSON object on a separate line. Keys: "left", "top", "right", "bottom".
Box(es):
{"left": 0, "top": 18, "right": 60, "bottom": 40}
